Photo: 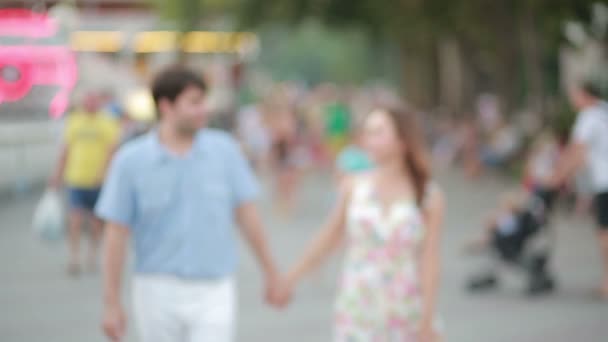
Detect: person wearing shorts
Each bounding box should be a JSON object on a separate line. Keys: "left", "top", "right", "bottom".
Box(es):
{"left": 50, "top": 91, "right": 120, "bottom": 276}
{"left": 596, "top": 192, "right": 608, "bottom": 231}
{"left": 68, "top": 188, "right": 101, "bottom": 212}
{"left": 551, "top": 81, "right": 608, "bottom": 298}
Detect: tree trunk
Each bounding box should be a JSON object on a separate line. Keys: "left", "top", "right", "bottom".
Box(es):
{"left": 520, "top": 9, "right": 545, "bottom": 115}
{"left": 438, "top": 36, "right": 464, "bottom": 114}
{"left": 458, "top": 35, "right": 489, "bottom": 118}
{"left": 399, "top": 35, "right": 440, "bottom": 110}
{"left": 491, "top": 2, "right": 521, "bottom": 118}
{"left": 400, "top": 45, "right": 424, "bottom": 108}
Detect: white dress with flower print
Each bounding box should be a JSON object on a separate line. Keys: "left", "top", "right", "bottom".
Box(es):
{"left": 334, "top": 177, "right": 436, "bottom": 341}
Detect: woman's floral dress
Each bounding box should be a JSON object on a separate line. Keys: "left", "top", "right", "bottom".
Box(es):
{"left": 334, "top": 178, "right": 434, "bottom": 341}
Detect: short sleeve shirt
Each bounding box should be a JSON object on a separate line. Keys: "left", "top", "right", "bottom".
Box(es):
{"left": 64, "top": 112, "right": 119, "bottom": 188}
{"left": 95, "top": 129, "right": 259, "bottom": 279}
{"left": 572, "top": 101, "right": 608, "bottom": 193}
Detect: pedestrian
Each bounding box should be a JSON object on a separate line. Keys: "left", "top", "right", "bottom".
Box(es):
{"left": 95, "top": 66, "right": 280, "bottom": 342}
{"left": 49, "top": 90, "right": 120, "bottom": 276}
{"left": 235, "top": 102, "right": 271, "bottom": 173}
{"left": 268, "top": 101, "right": 304, "bottom": 217}
{"left": 324, "top": 94, "right": 352, "bottom": 162}
{"left": 272, "top": 108, "right": 444, "bottom": 341}
{"left": 550, "top": 81, "right": 608, "bottom": 299}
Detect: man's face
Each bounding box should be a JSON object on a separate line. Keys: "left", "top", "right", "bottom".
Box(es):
{"left": 83, "top": 93, "right": 101, "bottom": 113}
{"left": 568, "top": 87, "right": 588, "bottom": 111}
{"left": 163, "top": 85, "right": 207, "bottom": 136}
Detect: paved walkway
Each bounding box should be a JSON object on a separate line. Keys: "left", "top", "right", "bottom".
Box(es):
{"left": 1, "top": 169, "right": 607, "bottom": 341}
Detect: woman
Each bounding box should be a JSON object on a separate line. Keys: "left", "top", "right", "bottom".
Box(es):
{"left": 274, "top": 108, "right": 444, "bottom": 341}
{"left": 269, "top": 104, "right": 304, "bottom": 217}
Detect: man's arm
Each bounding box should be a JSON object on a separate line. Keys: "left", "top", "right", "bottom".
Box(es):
{"left": 103, "top": 223, "right": 129, "bottom": 307}
{"left": 95, "top": 146, "right": 135, "bottom": 341}
{"left": 101, "top": 222, "right": 130, "bottom": 342}
{"left": 235, "top": 203, "right": 279, "bottom": 281}
{"left": 551, "top": 142, "right": 587, "bottom": 187}
{"left": 49, "top": 144, "right": 68, "bottom": 188}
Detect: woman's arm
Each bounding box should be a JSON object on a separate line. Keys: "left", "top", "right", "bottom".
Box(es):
{"left": 284, "top": 178, "right": 353, "bottom": 290}
{"left": 419, "top": 187, "right": 445, "bottom": 335}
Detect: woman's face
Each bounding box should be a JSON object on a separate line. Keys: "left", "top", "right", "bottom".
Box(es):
{"left": 362, "top": 110, "right": 404, "bottom": 164}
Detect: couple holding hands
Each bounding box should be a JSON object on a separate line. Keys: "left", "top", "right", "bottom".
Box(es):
{"left": 97, "top": 66, "right": 443, "bottom": 342}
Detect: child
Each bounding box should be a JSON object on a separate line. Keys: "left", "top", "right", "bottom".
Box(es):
{"left": 466, "top": 130, "right": 561, "bottom": 295}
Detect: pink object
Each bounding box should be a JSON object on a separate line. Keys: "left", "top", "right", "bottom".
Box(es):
{"left": 0, "top": 9, "right": 58, "bottom": 38}
{"left": 0, "top": 9, "right": 78, "bottom": 118}
{"left": 0, "top": 46, "right": 78, "bottom": 118}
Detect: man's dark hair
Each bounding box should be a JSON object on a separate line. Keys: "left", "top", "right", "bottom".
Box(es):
{"left": 151, "top": 66, "right": 207, "bottom": 119}
{"left": 580, "top": 80, "right": 603, "bottom": 99}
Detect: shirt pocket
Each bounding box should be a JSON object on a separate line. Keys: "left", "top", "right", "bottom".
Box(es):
{"left": 199, "top": 182, "right": 232, "bottom": 219}
{"left": 136, "top": 176, "right": 174, "bottom": 220}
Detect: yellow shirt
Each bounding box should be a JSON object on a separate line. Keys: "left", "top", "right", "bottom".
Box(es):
{"left": 64, "top": 112, "right": 119, "bottom": 188}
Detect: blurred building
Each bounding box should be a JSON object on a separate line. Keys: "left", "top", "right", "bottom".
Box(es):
{"left": 1, "top": 0, "right": 259, "bottom": 120}
{"left": 2, "top": 1, "right": 149, "bottom": 11}
{"left": 0, "top": 0, "right": 260, "bottom": 194}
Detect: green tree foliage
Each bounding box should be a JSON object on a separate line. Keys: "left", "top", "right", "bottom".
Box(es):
{"left": 150, "top": 0, "right": 601, "bottom": 114}
{"left": 236, "top": 0, "right": 598, "bottom": 113}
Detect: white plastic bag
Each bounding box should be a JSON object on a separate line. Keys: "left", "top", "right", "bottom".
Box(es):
{"left": 32, "top": 189, "right": 65, "bottom": 241}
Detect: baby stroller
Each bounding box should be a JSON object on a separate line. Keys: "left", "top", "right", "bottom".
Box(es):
{"left": 467, "top": 188, "right": 558, "bottom": 296}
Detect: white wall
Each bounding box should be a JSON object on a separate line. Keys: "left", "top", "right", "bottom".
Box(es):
{"left": 0, "top": 121, "right": 63, "bottom": 195}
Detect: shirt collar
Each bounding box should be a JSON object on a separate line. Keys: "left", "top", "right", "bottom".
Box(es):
{"left": 149, "top": 128, "right": 206, "bottom": 164}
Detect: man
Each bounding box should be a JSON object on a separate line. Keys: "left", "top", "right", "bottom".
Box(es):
{"left": 96, "top": 66, "right": 280, "bottom": 342}
{"left": 50, "top": 91, "right": 119, "bottom": 275}
{"left": 550, "top": 81, "right": 608, "bottom": 298}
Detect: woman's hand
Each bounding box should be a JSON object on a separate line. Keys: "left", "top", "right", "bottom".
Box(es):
{"left": 418, "top": 320, "right": 440, "bottom": 342}
{"left": 270, "top": 176, "right": 353, "bottom": 309}
{"left": 268, "top": 275, "right": 296, "bottom": 309}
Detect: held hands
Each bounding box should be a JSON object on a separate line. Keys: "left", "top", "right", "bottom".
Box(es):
{"left": 418, "top": 320, "right": 440, "bottom": 342}
{"left": 265, "top": 272, "right": 296, "bottom": 309}
{"left": 102, "top": 303, "right": 126, "bottom": 342}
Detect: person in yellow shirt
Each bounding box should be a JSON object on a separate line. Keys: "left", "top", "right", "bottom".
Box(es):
{"left": 50, "top": 91, "right": 120, "bottom": 276}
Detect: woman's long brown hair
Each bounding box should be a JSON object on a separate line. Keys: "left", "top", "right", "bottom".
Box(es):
{"left": 381, "top": 108, "right": 432, "bottom": 206}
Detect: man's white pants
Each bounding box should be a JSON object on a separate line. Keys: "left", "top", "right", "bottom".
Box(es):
{"left": 133, "top": 275, "right": 236, "bottom": 342}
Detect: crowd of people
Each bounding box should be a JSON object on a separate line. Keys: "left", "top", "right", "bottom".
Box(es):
{"left": 233, "top": 82, "right": 404, "bottom": 214}
{"left": 44, "top": 63, "right": 608, "bottom": 341}
{"left": 428, "top": 84, "right": 608, "bottom": 299}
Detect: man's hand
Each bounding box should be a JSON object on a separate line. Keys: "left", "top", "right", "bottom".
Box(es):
{"left": 267, "top": 274, "right": 295, "bottom": 309}
{"left": 548, "top": 141, "right": 587, "bottom": 191}
{"left": 235, "top": 203, "right": 284, "bottom": 307}
{"left": 101, "top": 224, "right": 130, "bottom": 342}
{"left": 102, "top": 303, "right": 126, "bottom": 342}
{"left": 264, "top": 272, "right": 283, "bottom": 308}
{"left": 47, "top": 176, "right": 62, "bottom": 190}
